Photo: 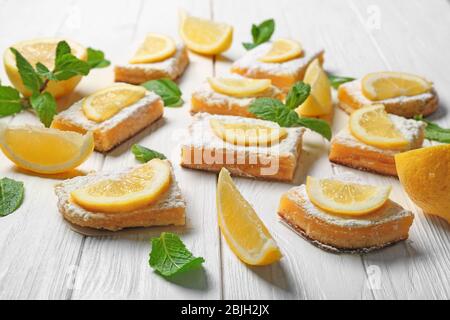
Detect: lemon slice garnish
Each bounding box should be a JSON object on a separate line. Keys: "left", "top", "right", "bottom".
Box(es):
{"left": 259, "top": 39, "right": 303, "bottom": 63}
{"left": 129, "top": 33, "right": 176, "bottom": 64}
{"left": 208, "top": 77, "right": 271, "bottom": 97}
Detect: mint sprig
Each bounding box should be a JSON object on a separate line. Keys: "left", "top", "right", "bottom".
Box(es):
{"left": 141, "top": 78, "right": 183, "bottom": 107}
{"left": 132, "top": 144, "right": 166, "bottom": 162}
{"left": 243, "top": 19, "right": 275, "bottom": 50}
{"left": 149, "top": 232, "right": 205, "bottom": 277}
{"left": 327, "top": 73, "right": 355, "bottom": 89}
{"left": 414, "top": 115, "right": 450, "bottom": 143}
{"left": 10, "top": 48, "right": 43, "bottom": 94}
{"left": 249, "top": 82, "right": 332, "bottom": 140}
{"left": 86, "top": 48, "right": 111, "bottom": 69}
{"left": 0, "top": 85, "right": 23, "bottom": 117}
{"left": 0, "top": 177, "right": 24, "bottom": 217}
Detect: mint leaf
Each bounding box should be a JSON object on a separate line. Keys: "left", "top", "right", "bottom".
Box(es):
{"left": 414, "top": 116, "right": 450, "bottom": 143}
{"left": 132, "top": 144, "right": 166, "bottom": 162}
{"left": 142, "top": 79, "right": 183, "bottom": 107}
{"left": 30, "top": 92, "right": 57, "bottom": 127}
{"left": 10, "top": 48, "right": 42, "bottom": 94}
{"left": 149, "top": 232, "right": 205, "bottom": 277}
{"left": 0, "top": 86, "right": 22, "bottom": 117}
{"left": 296, "top": 117, "right": 332, "bottom": 141}
{"left": 243, "top": 19, "right": 275, "bottom": 50}
{"left": 35, "top": 62, "right": 56, "bottom": 80}
{"left": 52, "top": 41, "right": 90, "bottom": 81}
{"left": 0, "top": 177, "right": 24, "bottom": 217}
{"left": 87, "top": 48, "right": 111, "bottom": 69}
{"left": 285, "top": 82, "right": 311, "bottom": 109}
{"left": 327, "top": 73, "right": 355, "bottom": 89}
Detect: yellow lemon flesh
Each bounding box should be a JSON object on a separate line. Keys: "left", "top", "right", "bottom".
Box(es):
{"left": 296, "top": 58, "right": 332, "bottom": 116}
{"left": 129, "top": 33, "right": 176, "bottom": 64}
{"left": 210, "top": 118, "right": 287, "bottom": 146}
{"left": 179, "top": 10, "right": 233, "bottom": 55}
{"left": 349, "top": 104, "right": 409, "bottom": 149}
{"left": 306, "top": 176, "right": 391, "bottom": 216}
{"left": 395, "top": 145, "right": 450, "bottom": 223}
{"left": 0, "top": 123, "right": 94, "bottom": 174}
{"left": 208, "top": 77, "right": 271, "bottom": 98}
{"left": 362, "top": 71, "right": 432, "bottom": 101}
{"left": 71, "top": 159, "right": 171, "bottom": 213}
{"left": 217, "top": 168, "right": 282, "bottom": 265}
{"left": 3, "top": 38, "right": 87, "bottom": 98}
{"left": 82, "top": 84, "right": 147, "bottom": 122}
{"left": 259, "top": 39, "right": 303, "bottom": 63}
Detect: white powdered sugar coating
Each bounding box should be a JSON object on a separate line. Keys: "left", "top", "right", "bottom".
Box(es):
{"left": 55, "top": 166, "right": 185, "bottom": 221}
{"left": 333, "top": 114, "right": 425, "bottom": 153}
{"left": 116, "top": 44, "right": 187, "bottom": 78}
{"left": 181, "top": 113, "right": 305, "bottom": 157}
{"left": 286, "top": 184, "right": 413, "bottom": 227}
{"left": 54, "top": 90, "right": 161, "bottom": 132}
{"left": 342, "top": 79, "right": 434, "bottom": 104}
{"left": 232, "top": 42, "right": 324, "bottom": 76}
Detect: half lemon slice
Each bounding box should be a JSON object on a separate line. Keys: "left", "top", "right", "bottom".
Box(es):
{"left": 362, "top": 71, "right": 432, "bottom": 100}
{"left": 210, "top": 118, "right": 287, "bottom": 146}
{"left": 0, "top": 123, "right": 94, "bottom": 174}
{"left": 71, "top": 159, "right": 171, "bottom": 213}
{"left": 129, "top": 33, "right": 176, "bottom": 64}
{"left": 82, "top": 83, "right": 147, "bottom": 122}
{"left": 259, "top": 39, "right": 303, "bottom": 63}
{"left": 208, "top": 77, "right": 271, "bottom": 97}
{"left": 306, "top": 176, "right": 391, "bottom": 215}
{"left": 217, "top": 168, "right": 282, "bottom": 265}
{"left": 349, "top": 104, "right": 409, "bottom": 149}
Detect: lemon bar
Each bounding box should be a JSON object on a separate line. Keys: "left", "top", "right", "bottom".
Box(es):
{"left": 114, "top": 44, "right": 189, "bottom": 84}
{"left": 180, "top": 113, "right": 305, "bottom": 182}
{"left": 55, "top": 162, "right": 186, "bottom": 231}
{"left": 278, "top": 184, "right": 414, "bottom": 253}
{"left": 231, "top": 42, "right": 324, "bottom": 92}
{"left": 338, "top": 79, "right": 438, "bottom": 118}
{"left": 52, "top": 90, "right": 164, "bottom": 152}
{"left": 329, "top": 115, "right": 426, "bottom": 176}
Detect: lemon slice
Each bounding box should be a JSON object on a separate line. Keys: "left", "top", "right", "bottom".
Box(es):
{"left": 179, "top": 10, "right": 233, "bottom": 55}
{"left": 71, "top": 159, "right": 171, "bottom": 213}
{"left": 349, "top": 104, "right": 409, "bottom": 149}
{"left": 0, "top": 123, "right": 94, "bottom": 174}
{"left": 129, "top": 33, "right": 176, "bottom": 64}
{"left": 259, "top": 39, "right": 303, "bottom": 63}
{"left": 3, "top": 38, "right": 87, "bottom": 98}
{"left": 296, "top": 58, "right": 332, "bottom": 116}
{"left": 362, "top": 71, "right": 432, "bottom": 100}
{"left": 217, "top": 168, "right": 282, "bottom": 265}
{"left": 82, "top": 84, "right": 147, "bottom": 122}
{"left": 210, "top": 118, "right": 287, "bottom": 146}
{"left": 208, "top": 77, "right": 271, "bottom": 97}
{"left": 306, "top": 176, "right": 391, "bottom": 215}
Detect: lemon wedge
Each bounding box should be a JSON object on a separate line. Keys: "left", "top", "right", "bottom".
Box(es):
{"left": 217, "top": 168, "right": 282, "bottom": 265}
{"left": 71, "top": 159, "right": 171, "bottom": 213}
{"left": 0, "top": 123, "right": 94, "bottom": 174}
{"left": 306, "top": 176, "right": 391, "bottom": 215}
{"left": 349, "top": 104, "right": 409, "bottom": 149}
{"left": 210, "top": 118, "right": 287, "bottom": 146}
{"left": 208, "top": 77, "right": 271, "bottom": 97}
{"left": 179, "top": 10, "right": 233, "bottom": 55}
{"left": 129, "top": 33, "right": 176, "bottom": 64}
{"left": 296, "top": 58, "right": 332, "bottom": 116}
{"left": 82, "top": 84, "right": 147, "bottom": 122}
{"left": 3, "top": 38, "right": 87, "bottom": 98}
{"left": 259, "top": 39, "right": 303, "bottom": 63}
{"left": 362, "top": 71, "right": 432, "bottom": 100}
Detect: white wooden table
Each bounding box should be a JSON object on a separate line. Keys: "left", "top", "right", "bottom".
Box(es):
{"left": 0, "top": 0, "right": 449, "bottom": 300}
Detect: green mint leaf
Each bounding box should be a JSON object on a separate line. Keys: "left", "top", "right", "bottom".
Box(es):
{"left": 35, "top": 62, "right": 56, "bottom": 80}
{"left": 327, "top": 73, "right": 355, "bottom": 89}
{"left": 0, "top": 86, "right": 22, "bottom": 117}
{"left": 131, "top": 144, "right": 166, "bottom": 162}
{"left": 30, "top": 92, "right": 57, "bottom": 127}
{"left": 86, "top": 48, "right": 111, "bottom": 69}
{"left": 10, "top": 48, "right": 42, "bottom": 94}
{"left": 414, "top": 116, "right": 450, "bottom": 143}
{"left": 296, "top": 117, "right": 332, "bottom": 141}
{"left": 0, "top": 177, "right": 24, "bottom": 217}
{"left": 141, "top": 78, "right": 183, "bottom": 107}
{"left": 243, "top": 19, "right": 275, "bottom": 50}
{"left": 285, "top": 81, "right": 311, "bottom": 109}
{"left": 55, "top": 40, "right": 71, "bottom": 58}
{"left": 52, "top": 41, "right": 90, "bottom": 81}
{"left": 149, "top": 232, "right": 205, "bottom": 277}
